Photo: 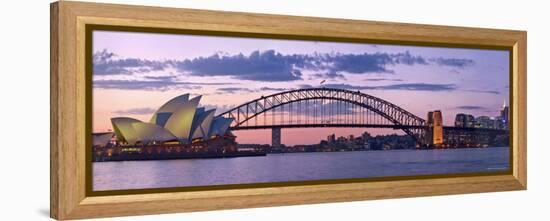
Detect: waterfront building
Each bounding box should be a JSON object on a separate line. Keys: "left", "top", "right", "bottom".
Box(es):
{"left": 111, "top": 94, "right": 234, "bottom": 145}
{"left": 500, "top": 101, "right": 509, "bottom": 129}
{"left": 465, "top": 114, "right": 475, "bottom": 128}
{"left": 475, "top": 116, "right": 492, "bottom": 128}
{"left": 494, "top": 116, "right": 504, "bottom": 129}
{"left": 455, "top": 102, "right": 509, "bottom": 130}
{"left": 327, "top": 133, "right": 336, "bottom": 143}
{"left": 361, "top": 132, "right": 371, "bottom": 141}
{"left": 455, "top": 113, "right": 466, "bottom": 127}
{"left": 455, "top": 113, "right": 475, "bottom": 128}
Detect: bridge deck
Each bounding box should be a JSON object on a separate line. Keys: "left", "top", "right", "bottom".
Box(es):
{"left": 231, "top": 124, "right": 508, "bottom": 133}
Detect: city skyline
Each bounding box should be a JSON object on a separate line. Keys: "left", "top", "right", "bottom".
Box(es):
{"left": 92, "top": 30, "right": 510, "bottom": 145}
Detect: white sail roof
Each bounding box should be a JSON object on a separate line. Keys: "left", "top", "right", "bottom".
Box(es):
{"left": 92, "top": 132, "right": 114, "bottom": 147}
{"left": 132, "top": 122, "right": 178, "bottom": 144}
{"left": 111, "top": 117, "right": 142, "bottom": 145}
{"left": 191, "top": 109, "right": 216, "bottom": 139}
{"left": 208, "top": 116, "right": 234, "bottom": 137}
{"left": 150, "top": 94, "right": 190, "bottom": 126}
{"left": 110, "top": 94, "right": 234, "bottom": 145}
{"left": 163, "top": 95, "right": 202, "bottom": 143}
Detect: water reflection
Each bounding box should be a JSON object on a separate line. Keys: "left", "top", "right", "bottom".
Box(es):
{"left": 93, "top": 147, "right": 509, "bottom": 191}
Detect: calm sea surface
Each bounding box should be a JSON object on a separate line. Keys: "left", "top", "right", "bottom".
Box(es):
{"left": 93, "top": 146, "right": 509, "bottom": 191}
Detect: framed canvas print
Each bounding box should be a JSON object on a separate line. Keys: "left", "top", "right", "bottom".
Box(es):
{"left": 50, "top": 1, "right": 527, "bottom": 220}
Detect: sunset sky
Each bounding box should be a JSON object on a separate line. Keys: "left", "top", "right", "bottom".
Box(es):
{"left": 92, "top": 30, "right": 509, "bottom": 145}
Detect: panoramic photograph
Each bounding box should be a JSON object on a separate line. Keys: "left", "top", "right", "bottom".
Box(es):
{"left": 91, "top": 30, "right": 510, "bottom": 191}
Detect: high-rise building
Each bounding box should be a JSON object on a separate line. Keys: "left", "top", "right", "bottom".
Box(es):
{"left": 465, "top": 114, "right": 475, "bottom": 128}
{"left": 494, "top": 117, "right": 504, "bottom": 129}
{"left": 455, "top": 113, "right": 466, "bottom": 127}
{"left": 475, "top": 116, "right": 492, "bottom": 128}
{"left": 454, "top": 113, "right": 474, "bottom": 128}
{"left": 500, "top": 100, "right": 509, "bottom": 129}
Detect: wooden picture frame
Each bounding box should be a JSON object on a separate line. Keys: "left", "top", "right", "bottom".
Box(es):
{"left": 50, "top": 1, "right": 527, "bottom": 220}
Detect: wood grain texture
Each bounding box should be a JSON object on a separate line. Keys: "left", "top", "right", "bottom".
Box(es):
{"left": 513, "top": 33, "right": 528, "bottom": 187}
{"left": 50, "top": 1, "right": 527, "bottom": 219}
{"left": 50, "top": 2, "right": 59, "bottom": 219}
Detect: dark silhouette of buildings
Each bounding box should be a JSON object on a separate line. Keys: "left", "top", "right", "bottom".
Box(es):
{"left": 455, "top": 113, "right": 475, "bottom": 128}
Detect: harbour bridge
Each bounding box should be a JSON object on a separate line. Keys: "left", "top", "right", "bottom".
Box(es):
{"left": 217, "top": 88, "right": 507, "bottom": 147}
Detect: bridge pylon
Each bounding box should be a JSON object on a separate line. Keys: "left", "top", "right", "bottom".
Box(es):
{"left": 272, "top": 127, "right": 281, "bottom": 148}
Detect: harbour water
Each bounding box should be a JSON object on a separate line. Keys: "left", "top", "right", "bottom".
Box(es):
{"left": 93, "top": 146, "right": 509, "bottom": 191}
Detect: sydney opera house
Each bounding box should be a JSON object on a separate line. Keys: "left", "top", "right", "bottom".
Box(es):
{"left": 90, "top": 94, "right": 251, "bottom": 161}
{"left": 108, "top": 94, "right": 234, "bottom": 146}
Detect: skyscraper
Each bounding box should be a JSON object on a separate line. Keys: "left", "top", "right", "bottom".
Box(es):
{"left": 500, "top": 100, "right": 509, "bottom": 129}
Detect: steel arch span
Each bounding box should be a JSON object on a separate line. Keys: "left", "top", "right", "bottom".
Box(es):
{"left": 218, "top": 88, "right": 427, "bottom": 144}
